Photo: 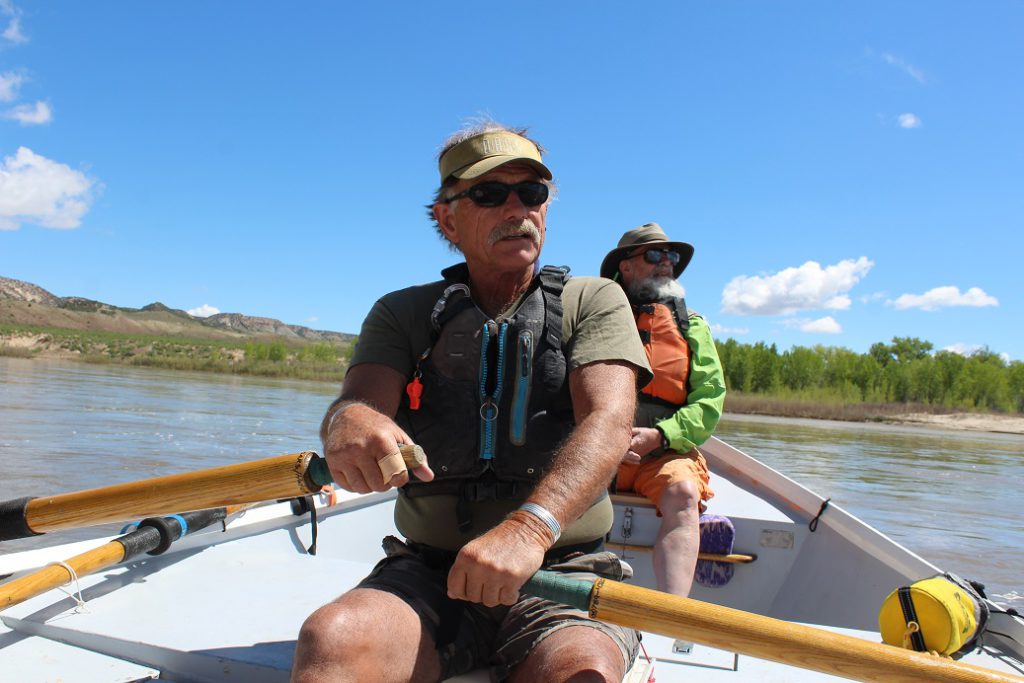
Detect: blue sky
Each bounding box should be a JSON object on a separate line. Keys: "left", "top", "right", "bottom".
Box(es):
{"left": 2, "top": 2, "right": 1021, "bottom": 360}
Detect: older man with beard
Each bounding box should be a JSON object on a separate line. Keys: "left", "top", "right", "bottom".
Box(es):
{"left": 599, "top": 223, "right": 727, "bottom": 599}
{"left": 292, "top": 124, "right": 652, "bottom": 683}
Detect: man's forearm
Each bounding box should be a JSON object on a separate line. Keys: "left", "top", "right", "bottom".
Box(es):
{"left": 524, "top": 363, "right": 637, "bottom": 529}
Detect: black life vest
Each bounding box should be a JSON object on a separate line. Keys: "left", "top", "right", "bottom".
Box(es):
{"left": 396, "top": 264, "right": 574, "bottom": 505}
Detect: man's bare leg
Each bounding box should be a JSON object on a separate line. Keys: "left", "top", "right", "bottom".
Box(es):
{"left": 508, "top": 626, "right": 628, "bottom": 683}
{"left": 291, "top": 588, "right": 441, "bottom": 683}
{"left": 653, "top": 480, "right": 701, "bottom": 597}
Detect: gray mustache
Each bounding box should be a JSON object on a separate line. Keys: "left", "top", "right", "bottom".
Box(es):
{"left": 488, "top": 219, "right": 541, "bottom": 246}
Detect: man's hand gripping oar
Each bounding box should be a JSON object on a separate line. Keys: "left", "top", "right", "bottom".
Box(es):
{"left": 320, "top": 399, "right": 433, "bottom": 493}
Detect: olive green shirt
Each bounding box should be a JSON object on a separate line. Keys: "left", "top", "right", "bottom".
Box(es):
{"left": 350, "top": 269, "right": 652, "bottom": 550}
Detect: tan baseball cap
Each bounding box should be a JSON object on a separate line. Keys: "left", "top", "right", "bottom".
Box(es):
{"left": 438, "top": 130, "right": 552, "bottom": 182}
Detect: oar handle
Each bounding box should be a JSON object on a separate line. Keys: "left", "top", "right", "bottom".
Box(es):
{"left": 307, "top": 444, "right": 427, "bottom": 487}
{"left": 523, "top": 570, "right": 594, "bottom": 611}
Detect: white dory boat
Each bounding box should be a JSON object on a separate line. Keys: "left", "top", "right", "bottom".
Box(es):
{"left": 1, "top": 436, "right": 1022, "bottom": 682}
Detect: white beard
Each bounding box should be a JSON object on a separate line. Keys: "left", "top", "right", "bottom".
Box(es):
{"left": 627, "top": 275, "right": 685, "bottom": 303}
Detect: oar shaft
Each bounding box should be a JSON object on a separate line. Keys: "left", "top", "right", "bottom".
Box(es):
{"left": 1, "top": 445, "right": 422, "bottom": 540}
{"left": 23, "top": 452, "right": 319, "bottom": 535}
{"left": 524, "top": 572, "right": 1021, "bottom": 683}
{"left": 1, "top": 508, "right": 228, "bottom": 612}
{"left": 0, "top": 543, "right": 124, "bottom": 611}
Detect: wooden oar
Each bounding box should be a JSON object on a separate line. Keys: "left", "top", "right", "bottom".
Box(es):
{"left": 523, "top": 571, "right": 1023, "bottom": 683}
{"left": 0, "top": 506, "right": 239, "bottom": 612}
{"left": 0, "top": 446, "right": 426, "bottom": 540}
{"left": 610, "top": 542, "right": 756, "bottom": 563}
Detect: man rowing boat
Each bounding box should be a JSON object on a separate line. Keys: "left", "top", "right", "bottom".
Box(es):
{"left": 292, "top": 122, "right": 652, "bottom": 682}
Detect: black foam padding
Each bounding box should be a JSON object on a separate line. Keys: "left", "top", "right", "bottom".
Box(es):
{"left": 0, "top": 497, "right": 41, "bottom": 541}
{"left": 139, "top": 516, "right": 182, "bottom": 556}
{"left": 181, "top": 507, "right": 226, "bottom": 531}
{"left": 116, "top": 525, "right": 163, "bottom": 560}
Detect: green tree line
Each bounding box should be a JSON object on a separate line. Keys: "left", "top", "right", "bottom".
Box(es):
{"left": 717, "top": 336, "right": 1024, "bottom": 413}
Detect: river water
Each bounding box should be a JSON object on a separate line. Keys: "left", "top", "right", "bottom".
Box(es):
{"left": 1, "top": 357, "right": 1021, "bottom": 600}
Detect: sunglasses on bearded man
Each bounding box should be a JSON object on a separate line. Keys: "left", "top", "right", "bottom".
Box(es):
{"left": 633, "top": 248, "right": 682, "bottom": 266}
{"left": 440, "top": 181, "right": 549, "bottom": 208}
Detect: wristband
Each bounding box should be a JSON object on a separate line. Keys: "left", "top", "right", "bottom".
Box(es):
{"left": 518, "top": 502, "right": 562, "bottom": 543}
{"left": 326, "top": 401, "right": 363, "bottom": 433}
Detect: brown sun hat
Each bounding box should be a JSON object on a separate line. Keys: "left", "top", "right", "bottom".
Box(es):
{"left": 599, "top": 222, "right": 695, "bottom": 280}
{"left": 438, "top": 130, "right": 552, "bottom": 182}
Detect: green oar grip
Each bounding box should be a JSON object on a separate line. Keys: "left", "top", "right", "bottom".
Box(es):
{"left": 306, "top": 456, "right": 335, "bottom": 488}
{"left": 523, "top": 570, "right": 594, "bottom": 611}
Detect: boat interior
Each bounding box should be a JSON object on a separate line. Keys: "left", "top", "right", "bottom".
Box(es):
{"left": 1, "top": 437, "right": 1021, "bottom": 682}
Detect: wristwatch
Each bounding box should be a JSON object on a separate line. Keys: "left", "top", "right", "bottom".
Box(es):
{"left": 655, "top": 426, "right": 670, "bottom": 451}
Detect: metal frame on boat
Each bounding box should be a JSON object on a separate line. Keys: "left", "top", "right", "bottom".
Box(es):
{"left": 1, "top": 437, "right": 1021, "bottom": 682}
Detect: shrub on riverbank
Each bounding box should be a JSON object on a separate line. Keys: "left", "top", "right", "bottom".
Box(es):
{"left": 0, "top": 324, "right": 352, "bottom": 382}
{"left": 717, "top": 336, "right": 1023, "bottom": 414}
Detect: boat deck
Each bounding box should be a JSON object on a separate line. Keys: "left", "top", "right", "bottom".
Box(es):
{"left": 2, "top": 442, "right": 1021, "bottom": 682}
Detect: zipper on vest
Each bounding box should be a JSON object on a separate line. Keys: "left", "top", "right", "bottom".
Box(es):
{"left": 509, "top": 329, "right": 533, "bottom": 446}
{"left": 478, "top": 320, "right": 508, "bottom": 461}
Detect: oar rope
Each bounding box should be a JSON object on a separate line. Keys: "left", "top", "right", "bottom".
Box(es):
{"left": 0, "top": 446, "right": 423, "bottom": 540}
{"left": 0, "top": 506, "right": 234, "bottom": 612}
{"left": 522, "top": 571, "right": 1023, "bottom": 683}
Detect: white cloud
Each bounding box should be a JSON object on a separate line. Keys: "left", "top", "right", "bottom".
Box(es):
{"left": 943, "top": 344, "right": 1010, "bottom": 363}
{"left": 897, "top": 113, "right": 921, "bottom": 129}
{"left": 944, "top": 343, "right": 982, "bottom": 357}
{"left": 1, "top": 0, "right": 27, "bottom": 46}
{"left": 783, "top": 316, "right": 843, "bottom": 334}
{"left": 803, "top": 316, "right": 842, "bottom": 334}
{"left": 2, "top": 100, "right": 51, "bottom": 125}
{"left": 710, "top": 323, "right": 749, "bottom": 336}
{"left": 0, "top": 71, "right": 23, "bottom": 102}
{"left": 722, "top": 257, "right": 873, "bottom": 316}
{"left": 890, "top": 286, "right": 999, "bottom": 312}
{"left": 188, "top": 304, "right": 220, "bottom": 318}
{"left": 305, "top": 316, "right": 320, "bottom": 323}
{"left": 0, "top": 147, "right": 97, "bottom": 230}
{"left": 859, "top": 291, "right": 888, "bottom": 304}
{"left": 882, "top": 52, "right": 926, "bottom": 84}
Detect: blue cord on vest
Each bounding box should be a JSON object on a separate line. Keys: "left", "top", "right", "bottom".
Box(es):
{"left": 478, "top": 321, "right": 508, "bottom": 461}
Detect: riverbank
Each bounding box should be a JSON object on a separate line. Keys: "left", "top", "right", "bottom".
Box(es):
{"left": 0, "top": 328, "right": 350, "bottom": 382}
{"left": 4, "top": 334, "right": 1022, "bottom": 435}
{"left": 724, "top": 392, "right": 1024, "bottom": 435}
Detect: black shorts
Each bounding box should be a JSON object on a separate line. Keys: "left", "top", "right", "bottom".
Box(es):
{"left": 356, "top": 535, "right": 641, "bottom": 681}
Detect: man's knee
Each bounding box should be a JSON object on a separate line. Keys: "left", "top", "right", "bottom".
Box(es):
{"left": 296, "top": 600, "right": 376, "bottom": 661}
{"left": 295, "top": 590, "right": 423, "bottom": 668}
{"left": 510, "top": 626, "right": 629, "bottom": 683}
{"left": 659, "top": 479, "right": 701, "bottom": 513}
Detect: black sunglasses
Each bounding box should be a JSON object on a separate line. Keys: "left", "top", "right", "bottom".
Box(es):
{"left": 635, "top": 248, "right": 681, "bottom": 266}
{"left": 441, "top": 181, "right": 549, "bottom": 208}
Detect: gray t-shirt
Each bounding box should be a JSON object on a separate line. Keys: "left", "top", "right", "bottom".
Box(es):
{"left": 350, "top": 269, "right": 651, "bottom": 550}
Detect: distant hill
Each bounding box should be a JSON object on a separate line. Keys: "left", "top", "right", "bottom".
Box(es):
{"left": 0, "top": 276, "right": 355, "bottom": 344}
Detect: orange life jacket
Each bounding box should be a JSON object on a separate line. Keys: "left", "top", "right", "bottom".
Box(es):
{"left": 635, "top": 298, "right": 691, "bottom": 406}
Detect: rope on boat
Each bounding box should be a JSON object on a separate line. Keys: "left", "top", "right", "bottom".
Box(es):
{"left": 47, "top": 560, "right": 89, "bottom": 613}
{"left": 808, "top": 498, "right": 831, "bottom": 532}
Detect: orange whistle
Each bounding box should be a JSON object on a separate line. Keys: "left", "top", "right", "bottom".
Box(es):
{"left": 406, "top": 377, "right": 423, "bottom": 410}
